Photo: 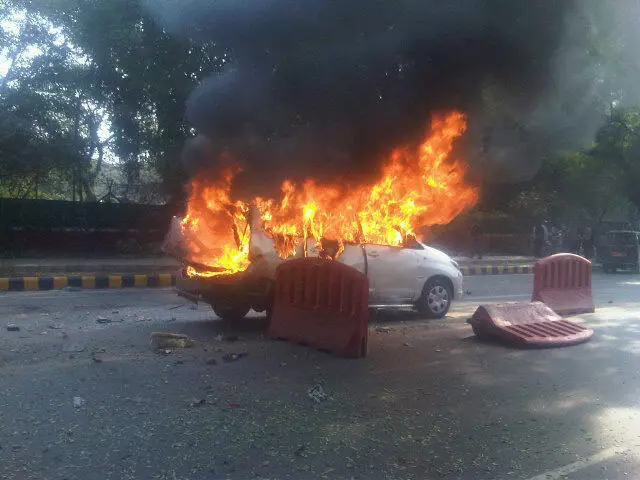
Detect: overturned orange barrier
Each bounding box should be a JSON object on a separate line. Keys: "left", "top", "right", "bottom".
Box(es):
{"left": 532, "top": 253, "right": 595, "bottom": 316}
{"left": 268, "top": 258, "right": 369, "bottom": 358}
{"left": 469, "top": 301, "right": 594, "bottom": 348}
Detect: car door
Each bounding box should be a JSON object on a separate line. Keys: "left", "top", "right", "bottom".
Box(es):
{"left": 364, "top": 245, "right": 424, "bottom": 304}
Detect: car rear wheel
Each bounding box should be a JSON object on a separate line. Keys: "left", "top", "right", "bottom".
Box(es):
{"left": 212, "top": 302, "right": 250, "bottom": 321}
{"left": 417, "top": 278, "right": 452, "bottom": 319}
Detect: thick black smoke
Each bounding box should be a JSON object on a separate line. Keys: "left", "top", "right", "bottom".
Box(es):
{"left": 149, "top": 0, "right": 591, "bottom": 190}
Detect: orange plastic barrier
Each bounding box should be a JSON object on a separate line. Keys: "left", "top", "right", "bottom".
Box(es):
{"left": 469, "top": 301, "right": 594, "bottom": 347}
{"left": 532, "top": 253, "right": 595, "bottom": 315}
{"left": 268, "top": 258, "right": 369, "bottom": 358}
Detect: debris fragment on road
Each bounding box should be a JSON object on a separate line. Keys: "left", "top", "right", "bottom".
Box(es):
{"left": 150, "top": 332, "right": 195, "bottom": 349}
{"left": 375, "top": 326, "right": 392, "bottom": 334}
{"left": 222, "top": 352, "right": 248, "bottom": 363}
{"left": 48, "top": 323, "right": 63, "bottom": 329}
{"left": 6, "top": 324, "right": 19, "bottom": 332}
{"left": 96, "top": 316, "right": 111, "bottom": 324}
{"left": 73, "top": 396, "right": 85, "bottom": 408}
{"left": 62, "top": 344, "right": 86, "bottom": 353}
{"left": 307, "top": 385, "right": 328, "bottom": 403}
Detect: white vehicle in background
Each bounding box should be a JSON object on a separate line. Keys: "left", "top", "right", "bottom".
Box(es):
{"left": 173, "top": 214, "right": 464, "bottom": 320}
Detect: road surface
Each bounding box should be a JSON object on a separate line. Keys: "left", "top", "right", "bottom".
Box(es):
{"left": 1, "top": 272, "right": 639, "bottom": 480}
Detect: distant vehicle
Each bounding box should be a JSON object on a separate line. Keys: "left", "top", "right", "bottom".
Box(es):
{"left": 173, "top": 220, "right": 464, "bottom": 321}
{"left": 600, "top": 230, "right": 640, "bottom": 273}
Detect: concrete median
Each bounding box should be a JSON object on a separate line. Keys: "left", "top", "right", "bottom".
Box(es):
{"left": 0, "top": 273, "right": 176, "bottom": 291}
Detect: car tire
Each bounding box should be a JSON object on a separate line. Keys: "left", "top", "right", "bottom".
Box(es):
{"left": 212, "top": 302, "right": 250, "bottom": 321}
{"left": 417, "top": 278, "right": 453, "bottom": 319}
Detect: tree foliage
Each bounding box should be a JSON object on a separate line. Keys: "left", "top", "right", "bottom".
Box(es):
{"left": 1, "top": 0, "right": 225, "bottom": 202}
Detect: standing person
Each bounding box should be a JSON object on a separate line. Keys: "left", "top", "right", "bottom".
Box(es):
{"left": 550, "top": 225, "right": 563, "bottom": 254}
{"left": 470, "top": 223, "right": 483, "bottom": 259}
{"left": 583, "top": 225, "right": 594, "bottom": 259}
{"left": 575, "top": 228, "right": 584, "bottom": 255}
{"left": 532, "top": 220, "right": 548, "bottom": 258}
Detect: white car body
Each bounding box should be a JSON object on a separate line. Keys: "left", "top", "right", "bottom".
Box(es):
{"left": 249, "top": 221, "right": 464, "bottom": 309}
{"left": 338, "top": 242, "right": 464, "bottom": 307}
{"left": 171, "top": 212, "right": 464, "bottom": 318}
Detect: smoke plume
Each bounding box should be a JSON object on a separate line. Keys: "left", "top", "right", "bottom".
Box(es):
{"left": 148, "top": 0, "right": 622, "bottom": 188}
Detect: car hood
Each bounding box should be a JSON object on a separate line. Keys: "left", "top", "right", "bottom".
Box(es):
{"left": 418, "top": 244, "right": 455, "bottom": 265}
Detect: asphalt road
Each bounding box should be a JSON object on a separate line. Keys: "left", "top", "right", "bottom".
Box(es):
{"left": 1, "top": 272, "right": 640, "bottom": 480}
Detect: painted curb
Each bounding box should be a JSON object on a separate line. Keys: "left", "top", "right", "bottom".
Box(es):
{"left": 0, "top": 265, "right": 536, "bottom": 292}
{"left": 459, "top": 265, "right": 534, "bottom": 276}
{"left": 0, "top": 273, "right": 176, "bottom": 292}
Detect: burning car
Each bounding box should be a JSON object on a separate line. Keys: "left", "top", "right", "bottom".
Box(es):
{"left": 165, "top": 112, "right": 477, "bottom": 320}
{"left": 167, "top": 209, "right": 464, "bottom": 320}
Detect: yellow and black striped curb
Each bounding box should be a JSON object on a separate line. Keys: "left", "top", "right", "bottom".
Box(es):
{"left": 0, "top": 273, "right": 176, "bottom": 292}
{"left": 460, "top": 265, "right": 534, "bottom": 276}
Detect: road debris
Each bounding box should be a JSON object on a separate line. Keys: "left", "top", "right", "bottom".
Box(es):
{"left": 307, "top": 384, "right": 328, "bottom": 403}
{"left": 222, "top": 352, "right": 248, "bottom": 363}
{"left": 73, "top": 396, "right": 85, "bottom": 408}
{"left": 6, "top": 324, "right": 19, "bottom": 332}
{"left": 227, "top": 400, "right": 241, "bottom": 408}
{"left": 96, "top": 316, "right": 111, "bottom": 324}
{"left": 190, "top": 398, "right": 207, "bottom": 407}
{"left": 150, "top": 332, "right": 195, "bottom": 349}
{"left": 62, "top": 344, "right": 86, "bottom": 353}
{"left": 48, "top": 323, "right": 63, "bottom": 329}
{"left": 375, "top": 326, "right": 392, "bottom": 333}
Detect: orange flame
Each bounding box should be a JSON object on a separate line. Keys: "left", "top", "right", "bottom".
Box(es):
{"left": 179, "top": 111, "right": 478, "bottom": 276}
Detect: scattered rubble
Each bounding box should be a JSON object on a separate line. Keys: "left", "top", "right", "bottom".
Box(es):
{"left": 72, "top": 396, "right": 85, "bottom": 408}
{"left": 222, "top": 352, "right": 248, "bottom": 363}
{"left": 62, "top": 344, "right": 86, "bottom": 353}
{"left": 307, "top": 385, "right": 328, "bottom": 403}
{"left": 150, "top": 332, "right": 194, "bottom": 349}
{"left": 48, "top": 323, "right": 63, "bottom": 330}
